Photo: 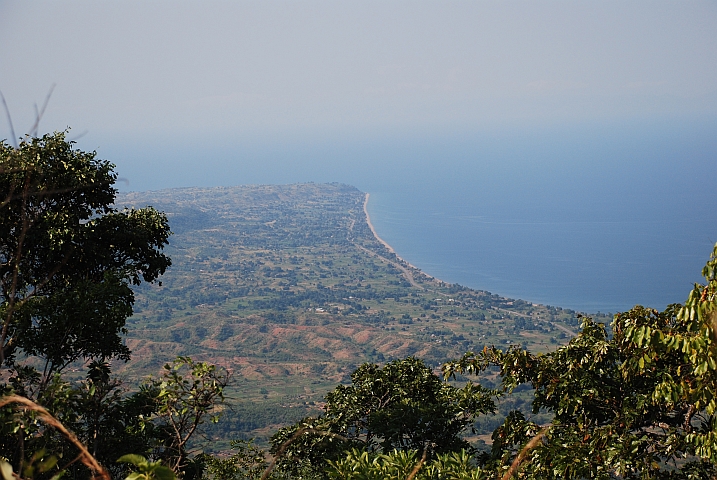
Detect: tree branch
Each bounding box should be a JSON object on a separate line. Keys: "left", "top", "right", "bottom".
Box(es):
{"left": 0, "top": 394, "right": 110, "bottom": 480}
{"left": 501, "top": 427, "right": 548, "bottom": 480}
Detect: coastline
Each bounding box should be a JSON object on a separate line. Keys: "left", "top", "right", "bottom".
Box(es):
{"left": 363, "top": 193, "right": 433, "bottom": 279}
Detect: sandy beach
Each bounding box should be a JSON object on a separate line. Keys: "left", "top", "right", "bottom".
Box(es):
{"left": 363, "top": 193, "right": 432, "bottom": 278}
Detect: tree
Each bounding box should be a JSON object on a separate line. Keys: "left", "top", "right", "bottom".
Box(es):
{"left": 200, "top": 439, "right": 269, "bottom": 480}
{"left": 72, "top": 361, "right": 163, "bottom": 478}
{"left": 443, "top": 243, "right": 717, "bottom": 479}
{"left": 327, "top": 448, "right": 487, "bottom": 480}
{"left": 0, "top": 362, "right": 162, "bottom": 480}
{"left": 146, "top": 357, "right": 230, "bottom": 478}
{"left": 117, "top": 454, "right": 176, "bottom": 480}
{"left": 0, "top": 132, "right": 171, "bottom": 385}
{"left": 270, "top": 357, "right": 496, "bottom": 476}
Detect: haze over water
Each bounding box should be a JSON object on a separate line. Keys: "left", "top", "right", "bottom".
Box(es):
{"left": 91, "top": 117, "right": 717, "bottom": 315}
{"left": 2, "top": 2, "right": 716, "bottom": 314}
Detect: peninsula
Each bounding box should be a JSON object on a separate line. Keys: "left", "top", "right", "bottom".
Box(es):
{"left": 117, "top": 182, "right": 598, "bottom": 442}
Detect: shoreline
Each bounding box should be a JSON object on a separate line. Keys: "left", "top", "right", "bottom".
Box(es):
{"left": 363, "top": 193, "right": 433, "bottom": 279}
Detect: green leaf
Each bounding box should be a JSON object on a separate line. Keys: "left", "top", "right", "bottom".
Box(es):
{"left": 151, "top": 466, "right": 176, "bottom": 480}
{"left": 117, "top": 454, "right": 149, "bottom": 467}
{"left": 38, "top": 455, "right": 59, "bottom": 473}
{"left": 49, "top": 471, "right": 66, "bottom": 480}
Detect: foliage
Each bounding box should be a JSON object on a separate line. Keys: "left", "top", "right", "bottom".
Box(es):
{"left": 443, "top": 243, "right": 717, "bottom": 479}
{"left": 0, "top": 393, "right": 112, "bottom": 480}
{"left": 0, "top": 355, "right": 231, "bottom": 480}
{"left": 147, "top": 357, "right": 231, "bottom": 477}
{"left": 0, "top": 450, "right": 62, "bottom": 480}
{"left": 117, "top": 454, "right": 176, "bottom": 480}
{"left": 270, "top": 357, "right": 496, "bottom": 476}
{"left": 200, "top": 439, "right": 268, "bottom": 480}
{"left": 0, "top": 132, "right": 171, "bottom": 384}
{"left": 658, "top": 243, "right": 717, "bottom": 462}
{"left": 76, "top": 362, "right": 157, "bottom": 461}
{"left": 327, "top": 448, "right": 487, "bottom": 480}
{"left": 268, "top": 417, "right": 345, "bottom": 478}
{"left": 323, "top": 357, "right": 496, "bottom": 454}
{"left": 0, "top": 364, "right": 161, "bottom": 480}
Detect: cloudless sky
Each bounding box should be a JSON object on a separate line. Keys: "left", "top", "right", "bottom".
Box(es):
{"left": 1, "top": 1, "right": 716, "bottom": 144}
{"left": 2, "top": 1, "right": 717, "bottom": 311}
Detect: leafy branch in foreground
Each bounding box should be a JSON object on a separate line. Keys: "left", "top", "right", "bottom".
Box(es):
{"left": 0, "top": 132, "right": 171, "bottom": 389}
{"left": 0, "top": 355, "right": 228, "bottom": 480}
{"left": 117, "top": 454, "right": 175, "bottom": 480}
{"left": 443, "top": 243, "right": 717, "bottom": 479}
{"left": 146, "top": 357, "right": 231, "bottom": 478}
{"left": 0, "top": 394, "right": 110, "bottom": 480}
{"left": 327, "top": 448, "right": 487, "bottom": 480}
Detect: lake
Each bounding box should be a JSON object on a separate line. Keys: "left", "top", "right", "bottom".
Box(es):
{"left": 107, "top": 116, "right": 717, "bottom": 314}
{"left": 357, "top": 119, "right": 717, "bottom": 314}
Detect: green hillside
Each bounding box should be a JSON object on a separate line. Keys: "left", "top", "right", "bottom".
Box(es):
{"left": 116, "top": 183, "right": 606, "bottom": 443}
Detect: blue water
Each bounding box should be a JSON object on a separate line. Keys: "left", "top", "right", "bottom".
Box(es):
{"left": 366, "top": 192, "right": 712, "bottom": 314}
{"left": 362, "top": 120, "right": 717, "bottom": 314}
{"left": 102, "top": 117, "right": 717, "bottom": 314}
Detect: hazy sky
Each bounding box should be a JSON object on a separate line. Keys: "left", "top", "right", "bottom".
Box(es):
{"left": 2, "top": 1, "right": 716, "bottom": 309}
{"left": 2, "top": 1, "right": 716, "bottom": 143}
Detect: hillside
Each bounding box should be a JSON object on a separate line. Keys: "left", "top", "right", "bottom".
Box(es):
{"left": 116, "top": 183, "right": 606, "bottom": 443}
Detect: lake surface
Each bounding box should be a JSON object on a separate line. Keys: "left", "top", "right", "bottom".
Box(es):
{"left": 358, "top": 120, "right": 717, "bottom": 314}
{"left": 108, "top": 117, "right": 717, "bottom": 314}
{"left": 366, "top": 190, "right": 713, "bottom": 314}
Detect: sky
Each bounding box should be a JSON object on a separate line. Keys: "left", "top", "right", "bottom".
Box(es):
{"left": 1, "top": 1, "right": 716, "bottom": 144}
{"left": 1, "top": 1, "right": 717, "bottom": 310}
{"left": 1, "top": 1, "right": 716, "bottom": 192}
